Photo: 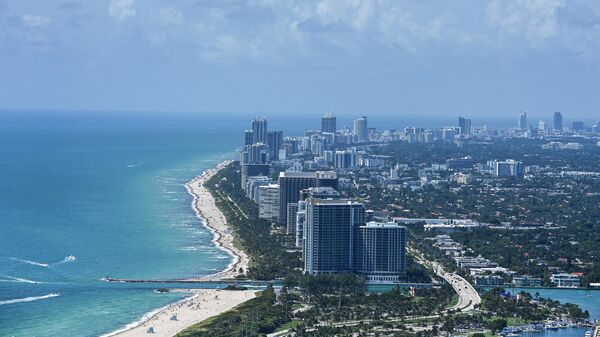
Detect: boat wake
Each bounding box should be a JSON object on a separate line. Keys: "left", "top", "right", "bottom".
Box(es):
{"left": 0, "top": 275, "right": 42, "bottom": 284}
{"left": 7, "top": 255, "right": 76, "bottom": 268}
{"left": 9, "top": 257, "right": 49, "bottom": 268}
{"left": 0, "top": 293, "right": 60, "bottom": 306}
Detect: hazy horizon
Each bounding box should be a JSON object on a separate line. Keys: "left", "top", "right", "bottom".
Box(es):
{"left": 1, "top": 1, "right": 600, "bottom": 118}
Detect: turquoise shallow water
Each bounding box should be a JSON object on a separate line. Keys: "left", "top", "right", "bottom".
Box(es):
{"left": 0, "top": 111, "right": 246, "bottom": 336}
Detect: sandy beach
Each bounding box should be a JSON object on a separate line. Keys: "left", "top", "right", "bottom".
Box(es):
{"left": 107, "top": 161, "right": 254, "bottom": 337}
{"left": 109, "top": 289, "right": 256, "bottom": 337}
{"left": 184, "top": 160, "right": 250, "bottom": 281}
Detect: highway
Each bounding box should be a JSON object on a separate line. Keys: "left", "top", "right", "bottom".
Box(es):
{"left": 410, "top": 247, "right": 481, "bottom": 312}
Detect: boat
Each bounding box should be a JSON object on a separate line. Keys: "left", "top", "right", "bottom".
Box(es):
{"left": 545, "top": 324, "right": 559, "bottom": 330}
{"left": 507, "top": 333, "right": 520, "bottom": 337}
{"left": 584, "top": 331, "right": 592, "bottom": 337}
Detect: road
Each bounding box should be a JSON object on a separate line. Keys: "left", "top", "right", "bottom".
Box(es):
{"left": 410, "top": 247, "right": 481, "bottom": 312}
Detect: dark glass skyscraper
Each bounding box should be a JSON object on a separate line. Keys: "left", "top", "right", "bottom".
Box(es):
{"left": 278, "top": 171, "right": 338, "bottom": 224}
{"left": 553, "top": 111, "right": 563, "bottom": 132}
{"left": 304, "top": 199, "right": 365, "bottom": 275}
{"left": 252, "top": 117, "right": 267, "bottom": 144}
{"left": 458, "top": 117, "right": 471, "bottom": 135}
{"left": 321, "top": 112, "right": 336, "bottom": 133}
{"left": 266, "top": 130, "right": 283, "bottom": 160}
{"left": 519, "top": 111, "right": 527, "bottom": 130}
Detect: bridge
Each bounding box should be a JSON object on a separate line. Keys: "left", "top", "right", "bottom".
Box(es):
{"left": 102, "top": 277, "right": 282, "bottom": 288}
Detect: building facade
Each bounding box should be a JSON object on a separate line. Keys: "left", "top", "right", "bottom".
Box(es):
{"left": 354, "top": 222, "right": 407, "bottom": 283}
{"left": 553, "top": 111, "right": 563, "bottom": 132}
{"left": 278, "top": 171, "right": 338, "bottom": 224}
{"left": 321, "top": 112, "right": 337, "bottom": 133}
{"left": 353, "top": 116, "right": 368, "bottom": 143}
{"left": 304, "top": 199, "right": 365, "bottom": 275}
{"left": 252, "top": 117, "right": 268, "bottom": 144}
{"left": 258, "top": 184, "right": 280, "bottom": 220}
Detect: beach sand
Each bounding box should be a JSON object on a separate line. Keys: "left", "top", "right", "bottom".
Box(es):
{"left": 107, "top": 161, "right": 254, "bottom": 337}
{"left": 111, "top": 289, "right": 256, "bottom": 337}
{"left": 183, "top": 160, "right": 250, "bottom": 281}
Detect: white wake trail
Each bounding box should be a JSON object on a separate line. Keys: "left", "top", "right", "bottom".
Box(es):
{"left": 9, "top": 257, "right": 49, "bottom": 268}
{"left": 0, "top": 293, "right": 60, "bottom": 306}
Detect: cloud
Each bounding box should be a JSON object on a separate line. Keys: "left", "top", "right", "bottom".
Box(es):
{"left": 109, "top": 0, "right": 136, "bottom": 21}
{"left": 159, "top": 7, "right": 183, "bottom": 26}
{"left": 486, "top": 0, "right": 564, "bottom": 40}
{"left": 21, "top": 14, "right": 51, "bottom": 28}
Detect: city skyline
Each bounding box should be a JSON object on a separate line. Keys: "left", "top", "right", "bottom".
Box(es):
{"left": 1, "top": 1, "right": 600, "bottom": 117}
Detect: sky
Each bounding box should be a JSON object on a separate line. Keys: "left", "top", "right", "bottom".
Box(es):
{"left": 1, "top": 0, "right": 600, "bottom": 121}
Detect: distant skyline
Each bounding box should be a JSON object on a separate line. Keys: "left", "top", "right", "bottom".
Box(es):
{"left": 1, "top": 1, "right": 600, "bottom": 118}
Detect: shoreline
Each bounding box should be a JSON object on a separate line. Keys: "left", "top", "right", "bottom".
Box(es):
{"left": 104, "top": 289, "right": 257, "bottom": 337}
{"left": 105, "top": 160, "right": 253, "bottom": 337}
{"left": 182, "top": 160, "right": 250, "bottom": 281}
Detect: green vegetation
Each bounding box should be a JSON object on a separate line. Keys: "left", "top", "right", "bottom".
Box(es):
{"left": 204, "top": 162, "right": 302, "bottom": 280}
{"left": 177, "top": 285, "right": 289, "bottom": 337}
{"left": 480, "top": 288, "right": 589, "bottom": 321}
{"left": 342, "top": 140, "right": 600, "bottom": 285}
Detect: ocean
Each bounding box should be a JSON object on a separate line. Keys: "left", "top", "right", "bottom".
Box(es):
{"left": 0, "top": 110, "right": 597, "bottom": 336}
{"left": 0, "top": 111, "right": 249, "bottom": 336}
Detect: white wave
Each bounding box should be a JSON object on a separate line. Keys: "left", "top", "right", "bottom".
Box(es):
{"left": 0, "top": 293, "right": 60, "bottom": 306}
{"left": 0, "top": 276, "right": 42, "bottom": 284}
{"left": 9, "top": 257, "right": 49, "bottom": 268}
{"left": 54, "top": 255, "right": 76, "bottom": 265}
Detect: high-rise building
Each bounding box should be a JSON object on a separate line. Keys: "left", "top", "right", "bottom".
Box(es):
{"left": 295, "top": 201, "right": 307, "bottom": 248}
{"left": 553, "top": 111, "right": 563, "bottom": 132}
{"left": 334, "top": 149, "right": 356, "bottom": 169}
{"left": 321, "top": 112, "right": 336, "bottom": 133}
{"left": 492, "top": 159, "right": 523, "bottom": 177}
{"left": 353, "top": 116, "right": 368, "bottom": 143}
{"left": 538, "top": 120, "right": 545, "bottom": 131}
{"left": 572, "top": 121, "right": 584, "bottom": 132}
{"left": 295, "top": 187, "right": 341, "bottom": 246}
{"left": 458, "top": 117, "right": 472, "bottom": 135}
{"left": 258, "top": 184, "right": 280, "bottom": 220}
{"left": 286, "top": 203, "right": 299, "bottom": 235}
{"left": 241, "top": 164, "right": 270, "bottom": 190}
{"left": 278, "top": 171, "right": 338, "bottom": 224}
{"left": 354, "top": 222, "right": 407, "bottom": 283}
{"left": 252, "top": 117, "right": 268, "bottom": 144}
{"left": 266, "top": 130, "right": 283, "bottom": 160}
{"left": 519, "top": 111, "right": 527, "bottom": 130}
{"left": 304, "top": 199, "right": 365, "bottom": 275}
{"left": 244, "top": 130, "right": 254, "bottom": 145}
{"left": 246, "top": 143, "right": 269, "bottom": 164}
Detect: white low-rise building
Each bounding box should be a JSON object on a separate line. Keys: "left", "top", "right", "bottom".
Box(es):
{"left": 550, "top": 273, "right": 580, "bottom": 288}
{"left": 258, "top": 184, "right": 280, "bottom": 220}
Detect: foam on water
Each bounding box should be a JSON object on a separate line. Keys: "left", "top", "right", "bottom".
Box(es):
{"left": 0, "top": 275, "right": 43, "bottom": 284}
{"left": 0, "top": 293, "right": 60, "bottom": 306}
{"left": 54, "top": 255, "right": 77, "bottom": 265}
{"left": 9, "top": 257, "right": 50, "bottom": 268}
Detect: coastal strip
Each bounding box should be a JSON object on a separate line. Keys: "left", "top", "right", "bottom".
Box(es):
{"left": 106, "top": 289, "right": 256, "bottom": 337}
{"left": 106, "top": 161, "right": 253, "bottom": 337}
{"left": 184, "top": 160, "right": 250, "bottom": 281}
